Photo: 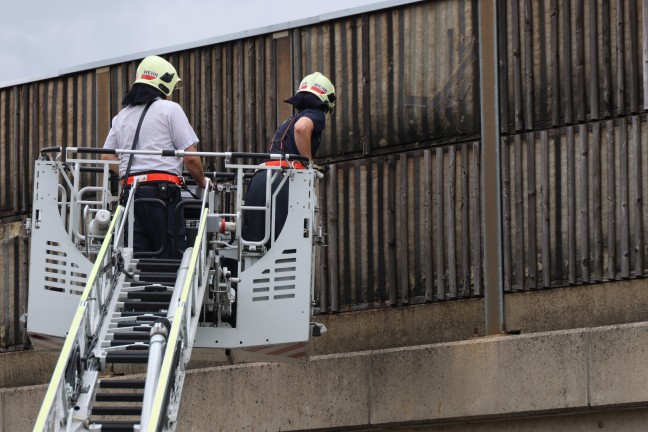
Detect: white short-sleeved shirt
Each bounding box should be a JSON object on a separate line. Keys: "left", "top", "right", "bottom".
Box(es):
{"left": 103, "top": 98, "right": 199, "bottom": 177}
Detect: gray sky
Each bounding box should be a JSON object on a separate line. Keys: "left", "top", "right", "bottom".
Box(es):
{"left": 1, "top": 0, "right": 413, "bottom": 88}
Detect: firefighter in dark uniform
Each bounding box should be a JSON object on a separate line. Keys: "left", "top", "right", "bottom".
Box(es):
{"left": 242, "top": 72, "right": 336, "bottom": 248}
{"left": 102, "top": 55, "right": 206, "bottom": 259}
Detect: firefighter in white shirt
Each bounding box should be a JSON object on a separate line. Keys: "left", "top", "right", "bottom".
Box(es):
{"left": 102, "top": 55, "right": 206, "bottom": 259}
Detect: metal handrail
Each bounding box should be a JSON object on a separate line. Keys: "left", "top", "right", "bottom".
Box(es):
{"left": 143, "top": 181, "right": 212, "bottom": 431}
{"left": 32, "top": 206, "right": 123, "bottom": 431}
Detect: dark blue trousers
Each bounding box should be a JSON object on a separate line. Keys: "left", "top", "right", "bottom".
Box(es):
{"left": 123, "top": 183, "right": 185, "bottom": 259}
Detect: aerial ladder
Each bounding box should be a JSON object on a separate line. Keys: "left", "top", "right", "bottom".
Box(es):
{"left": 26, "top": 146, "right": 326, "bottom": 431}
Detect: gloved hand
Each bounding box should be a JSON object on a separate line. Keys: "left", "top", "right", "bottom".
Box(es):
{"left": 201, "top": 178, "right": 216, "bottom": 191}
{"left": 310, "top": 163, "right": 328, "bottom": 173}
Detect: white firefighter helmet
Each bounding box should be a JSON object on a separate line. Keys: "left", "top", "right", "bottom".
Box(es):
{"left": 296, "top": 72, "right": 336, "bottom": 112}
{"left": 134, "top": 55, "right": 181, "bottom": 96}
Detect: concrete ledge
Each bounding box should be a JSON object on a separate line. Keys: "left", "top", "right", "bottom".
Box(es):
{"left": 589, "top": 323, "right": 648, "bottom": 406}
{"left": 370, "top": 330, "right": 589, "bottom": 424}
{"left": 312, "top": 278, "right": 648, "bottom": 356}
{"left": 157, "top": 321, "right": 648, "bottom": 430}
{"left": 5, "top": 278, "right": 648, "bottom": 390}
{"left": 6, "top": 321, "right": 648, "bottom": 432}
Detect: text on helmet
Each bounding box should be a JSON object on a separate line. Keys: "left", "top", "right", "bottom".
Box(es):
{"left": 140, "top": 70, "right": 159, "bottom": 80}
{"left": 310, "top": 82, "right": 328, "bottom": 95}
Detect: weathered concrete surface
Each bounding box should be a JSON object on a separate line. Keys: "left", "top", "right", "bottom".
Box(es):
{"left": 6, "top": 321, "right": 648, "bottom": 431}
{"left": 0, "top": 351, "right": 58, "bottom": 389}
{"left": 505, "top": 279, "right": 648, "bottom": 335}
{"left": 589, "top": 324, "right": 648, "bottom": 407}
{"left": 5, "top": 277, "right": 648, "bottom": 390}
{"left": 369, "top": 330, "right": 589, "bottom": 424}
{"left": 311, "top": 278, "right": 648, "bottom": 355}
{"left": 369, "top": 407, "right": 648, "bottom": 431}
{"left": 0, "top": 219, "right": 30, "bottom": 350}
{"left": 178, "top": 322, "right": 648, "bottom": 430}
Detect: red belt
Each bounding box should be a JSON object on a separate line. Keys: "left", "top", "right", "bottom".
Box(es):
{"left": 121, "top": 173, "right": 183, "bottom": 187}
{"left": 263, "top": 160, "right": 306, "bottom": 169}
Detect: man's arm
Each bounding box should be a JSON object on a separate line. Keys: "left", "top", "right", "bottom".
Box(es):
{"left": 183, "top": 144, "right": 207, "bottom": 188}
{"left": 293, "top": 116, "right": 315, "bottom": 159}
{"left": 101, "top": 153, "right": 120, "bottom": 175}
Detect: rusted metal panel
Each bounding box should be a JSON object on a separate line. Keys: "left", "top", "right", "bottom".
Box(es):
{"left": 0, "top": 218, "right": 30, "bottom": 350}
{"left": 1, "top": 1, "right": 482, "bottom": 209}
{"left": 1, "top": 89, "right": 12, "bottom": 214}
{"left": 315, "top": 144, "right": 482, "bottom": 310}
{"left": 3, "top": 0, "right": 648, "bottom": 318}
{"left": 502, "top": 0, "right": 645, "bottom": 129}
{"left": 503, "top": 116, "right": 648, "bottom": 290}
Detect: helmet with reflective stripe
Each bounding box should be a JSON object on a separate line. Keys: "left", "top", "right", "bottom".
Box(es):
{"left": 134, "top": 55, "right": 181, "bottom": 96}
{"left": 297, "top": 72, "right": 336, "bottom": 113}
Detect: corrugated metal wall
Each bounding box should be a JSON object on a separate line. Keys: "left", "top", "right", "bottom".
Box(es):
{"left": 0, "top": 218, "right": 29, "bottom": 349}
{"left": 317, "top": 144, "right": 482, "bottom": 312}
{"left": 499, "top": 0, "right": 648, "bottom": 291}
{"left": 3, "top": 0, "right": 648, "bottom": 346}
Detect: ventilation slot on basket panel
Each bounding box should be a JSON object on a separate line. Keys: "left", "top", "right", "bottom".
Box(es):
{"left": 43, "top": 241, "right": 88, "bottom": 294}
{"left": 251, "top": 250, "right": 297, "bottom": 302}
{"left": 273, "top": 250, "right": 296, "bottom": 300}
{"left": 252, "top": 277, "right": 270, "bottom": 301}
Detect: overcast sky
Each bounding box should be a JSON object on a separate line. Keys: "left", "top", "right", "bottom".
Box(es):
{"left": 0, "top": 0, "right": 412, "bottom": 88}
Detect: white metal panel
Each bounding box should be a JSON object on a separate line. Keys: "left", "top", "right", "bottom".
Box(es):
{"left": 27, "top": 161, "right": 92, "bottom": 348}
{"left": 194, "top": 170, "right": 315, "bottom": 348}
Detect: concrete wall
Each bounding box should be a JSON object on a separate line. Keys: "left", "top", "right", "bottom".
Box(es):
{"left": 6, "top": 277, "right": 648, "bottom": 389}
{"left": 4, "top": 320, "right": 648, "bottom": 431}
{"left": 0, "top": 218, "right": 30, "bottom": 350}
{"left": 4, "top": 278, "right": 648, "bottom": 430}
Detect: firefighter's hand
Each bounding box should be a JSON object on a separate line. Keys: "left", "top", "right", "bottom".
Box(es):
{"left": 201, "top": 178, "right": 216, "bottom": 191}
{"left": 311, "top": 163, "right": 328, "bottom": 173}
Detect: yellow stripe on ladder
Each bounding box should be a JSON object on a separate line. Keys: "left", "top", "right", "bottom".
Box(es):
{"left": 33, "top": 206, "right": 123, "bottom": 432}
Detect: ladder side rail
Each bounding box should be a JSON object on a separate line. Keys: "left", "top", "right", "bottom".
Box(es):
{"left": 64, "top": 154, "right": 118, "bottom": 247}
{"left": 113, "top": 179, "right": 141, "bottom": 251}
{"left": 53, "top": 160, "right": 75, "bottom": 243}
{"left": 87, "top": 206, "right": 126, "bottom": 346}
{"left": 63, "top": 147, "right": 116, "bottom": 228}
{"left": 83, "top": 205, "right": 92, "bottom": 266}
{"left": 270, "top": 172, "right": 290, "bottom": 247}
{"left": 140, "top": 249, "right": 192, "bottom": 429}
{"left": 234, "top": 166, "right": 245, "bottom": 249}
{"left": 67, "top": 162, "right": 81, "bottom": 243}
{"left": 56, "top": 184, "right": 67, "bottom": 228}
{"left": 66, "top": 155, "right": 117, "bottom": 213}
{"left": 310, "top": 171, "right": 322, "bottom": 304}
{"left": 238, "top": 168, "right": 275, "bottom": 248}
{"left": 33, "top": 207, "right": 123, "bottom": 432}
{"left": 237, "top": 165, "right": 293, "bottom": 249}
{"left": 74, "top": 185, "right": 113, "bottom": 246}
{"left": 146, "top": 201, "right": 211, "bottom": 432}
{"left": 98, "top": 157, "right": 118, "bottom": 209}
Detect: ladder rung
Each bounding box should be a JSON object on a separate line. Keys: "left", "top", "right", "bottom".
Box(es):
{"left": 116, "top": 323, "right": 152, "bottom": 331}
{"left": 135, "top": 258, "right": 182, "bottom": 265}
{"left": 109, "top": 341, "right": 149, "bottom": 349}
{"left": 99, "top": 380, "right": 146, "bottom": 389}
{"left": 91, "top": 405, "right": 142, "bottom": 416}
{"left": 105, "top": 352, "right": 149, "bottom": 364}
{"left": 95, "top": 393, "right": 144, "bottom": 403}
{"left": 128, "top": 282, "right": 173, "bottom": 289}
{"left": 122, "top": 301, "right": 170, "bottom": 311}
{"left": 142, "top": 285, "right": 172, "bottom": 292}
{"left": 88, "top": 421, "right": 138, "bottom": 432}
{"left": 113, "top": 333, "right": 150, "bottom": 342}
{"left": 136, "top": 273, "right": 178, "bottom": 283}
{"left": 118, "top": 312, "right": 166, "bottom": 319}
{"left": 127, "top": 292, "right": 173, "bottom": 301}
{"left": 136, "top": 261, "right": 181, "bottom": 272}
